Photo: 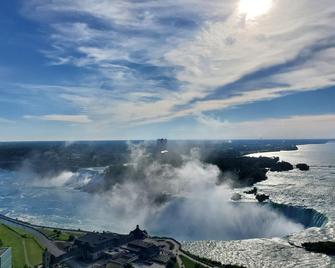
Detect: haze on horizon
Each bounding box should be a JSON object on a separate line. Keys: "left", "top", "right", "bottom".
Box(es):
{"left": 0, "top": 0, "right": 334, "bottom": 141}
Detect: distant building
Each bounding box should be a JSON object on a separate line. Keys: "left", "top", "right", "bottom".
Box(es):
{"left": 0, "top": 248, "right": 12, "bottom": 268}
{"left": 156, "top": 139, "right": 168, "bottom": 154}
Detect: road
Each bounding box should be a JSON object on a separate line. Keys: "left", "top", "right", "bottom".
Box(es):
{"left": 0, "top": 214, "right": 65, "bottom": 257}
{"left": 172, "top": 240, "right": 211, "bottom": 268}
{"left": 152, "top": 238, "right": 211, "bottom": 268}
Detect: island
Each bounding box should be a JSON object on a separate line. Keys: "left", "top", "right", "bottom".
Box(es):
{"left": 302, "top": 241, "right": 335, "bottom": 256}
{"left": 255, "top": 193, "right": 270, "bottom": 203}
{"left": 269, "top": 161, "right": 294, "bottom": 172}
{"left": 296, "top": 163, "right": 310, "bottom": 171}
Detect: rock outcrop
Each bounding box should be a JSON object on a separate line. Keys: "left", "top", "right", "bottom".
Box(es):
{"left": 296, "top": 163, "right": 310, "bottom": 171}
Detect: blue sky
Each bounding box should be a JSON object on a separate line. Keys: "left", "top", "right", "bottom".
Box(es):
{"left": 0, "top": 0, "right": 334, "bottom": 140}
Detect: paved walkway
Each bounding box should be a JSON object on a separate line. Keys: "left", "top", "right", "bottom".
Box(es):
{"left": 22, "top": 239, "right": 31, "bottom": 267}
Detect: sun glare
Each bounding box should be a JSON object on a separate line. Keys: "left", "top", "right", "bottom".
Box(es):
{"left": 239, "top": 0, "right": 273, "bottom": 20}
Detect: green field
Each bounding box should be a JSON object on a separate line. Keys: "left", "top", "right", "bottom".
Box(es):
{"left": 39, "top": 227, "right": 84, "bottom": 241}
{"left": 0, "top": 224, "right": 44, "bottom": 268}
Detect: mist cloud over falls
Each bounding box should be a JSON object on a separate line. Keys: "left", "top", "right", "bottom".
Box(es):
{"left": 18, "top": 143, "right": 304, "bottom": 239}
{"left": 76, "top": 144, "right": 222, "bottom": 231}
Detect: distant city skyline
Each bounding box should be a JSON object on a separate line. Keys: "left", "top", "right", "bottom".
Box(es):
{"left": 0, "top": 0, "right": 334, "bottom": 140}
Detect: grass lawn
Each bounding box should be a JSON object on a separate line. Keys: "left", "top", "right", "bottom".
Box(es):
{"left": 180, "top": 255, "right": 205, "bottom": 268}
{"left": 25, "top": 238, "right": 44, "bottom": 265}
{"left": 0, "top": 224, "right": 44, "bottom": 268}
{"left": 39, "top": 227, "right": 84, "bottom": 241}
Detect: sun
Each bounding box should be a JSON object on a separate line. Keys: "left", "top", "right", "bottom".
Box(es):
{"left": 238, "top": 0, "right": 273, "bottom": 20}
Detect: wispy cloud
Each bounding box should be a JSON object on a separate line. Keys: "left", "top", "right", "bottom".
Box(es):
{"left": 194, "top": 113, "right": 335, "bottom": 139}
{"left": 17, "top": 0, "right": 335, "bottom": 136}
{"left": 24, "top": 114, "right": 92, "bottom": 123}
{"left": 0, "top": 117, "right": 14, "bottom": 124}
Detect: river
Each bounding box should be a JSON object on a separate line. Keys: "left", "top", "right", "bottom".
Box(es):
{"left": 182, "top": 142, "right": 335, "bottom": 267}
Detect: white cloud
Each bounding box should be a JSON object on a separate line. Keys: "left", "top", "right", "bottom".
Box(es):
{"left": 165, "top": 0, "right": 335, "bottom": 96}
{"left": 0, "top": 117, "right": 14, "bottom": 124}
{"left": 19, "top": 0, "right": 335, "bottom": 131}
{"left": 24, "top": 114, "right": 92, "bottom": 123}
{"left": 193, "top": 114, "right": 335, "bottom": 139}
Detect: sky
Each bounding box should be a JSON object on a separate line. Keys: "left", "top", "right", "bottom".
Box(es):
{"left": 0, "top": 0, "right": 334, "bottom": 141}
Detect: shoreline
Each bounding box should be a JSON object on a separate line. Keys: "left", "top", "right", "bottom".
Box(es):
{"left": 0, "top": 213, "right": 89, "bottom": 235}
{"left": 244, "top": 140, "right": 334, "bottom": 157}
{"left": 248, "top": 140, "right": 334, "bottom": 154}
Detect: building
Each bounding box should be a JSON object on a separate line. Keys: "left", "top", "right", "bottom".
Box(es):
{"left": 74, "top": 226, "right": 153, "bottom": 263}
{"left": 123, "top": 240, "right": 159, "bottom": 260}
{"left": 104, "top": 248, "right": 128, "bottom": 260}
{"left": 128, "top": 225, "right": 148, "bottom": 240}
{"left": 42, "top": 249, "right": 51, "bottom": 268}
{"left": 106, "top": 253, "right": 138, "bottom": 268}
{"left": 152, "top": 251, "right": 172, "bottom": 265}
{"left": 0, "top": 248, "right": 12, "bottom": 268}
{"left": 74, "top": 232, "right": 128, "bottom": 261}
{"left": 156, "top": 139, "right": 168, "bottom": 153}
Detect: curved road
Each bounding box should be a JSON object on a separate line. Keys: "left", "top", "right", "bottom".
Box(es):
{"left": 0, "top": 214, "right": 65, "bottom": 257}
{"left": 159, "top": 238, "right": 211, "bottom": 268}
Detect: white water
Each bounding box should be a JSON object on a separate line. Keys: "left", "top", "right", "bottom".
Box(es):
{"left": 0, "top": 166, "right": 307, "bottom": 240}
{"left": 0, "top": 143, "right": 334, "bottom": 267}
{"left": 182, "top": 143, "right": 335, "bottom": 267}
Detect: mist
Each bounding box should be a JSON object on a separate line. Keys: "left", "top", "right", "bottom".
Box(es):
{"left": 73, "top": 143, "right": 304, "bottom": 239}
{"left": 14, "top": 142, "right": 304, "bottom": 240}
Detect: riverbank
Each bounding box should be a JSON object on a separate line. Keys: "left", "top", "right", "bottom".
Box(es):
{"left": 0, "top": 213, "right": 82, "bottom": 257}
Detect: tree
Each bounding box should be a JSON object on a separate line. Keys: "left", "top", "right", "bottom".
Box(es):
{"left": 68, "top": 234, "right": 75, "bottom": 241}
{"left": 166, "top": 258, "right": 177, "bottom": 268}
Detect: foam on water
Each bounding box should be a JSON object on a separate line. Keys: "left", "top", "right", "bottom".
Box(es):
{"left": 182, "top": 143, "right": 335, "bottom": 267}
